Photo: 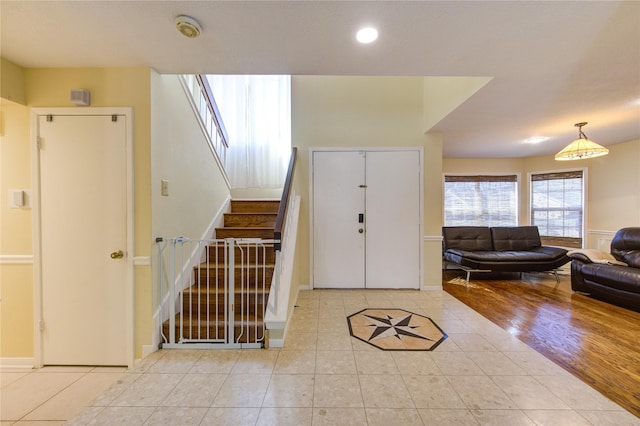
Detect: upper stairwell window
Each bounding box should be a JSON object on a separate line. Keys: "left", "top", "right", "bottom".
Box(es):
{"left": 206, "top": 75, "right": 291, "bottom": 189}
{"left": 444, "top": 175, "right": 518, "bottom": 226}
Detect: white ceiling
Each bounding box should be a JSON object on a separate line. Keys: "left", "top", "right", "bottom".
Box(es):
{"left": 2, "top": 1, "right": 639, "bottom": 158}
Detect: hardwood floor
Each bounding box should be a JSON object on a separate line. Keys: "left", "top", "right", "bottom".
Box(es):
{"left": 443, "top": 270, "right": 640, "bottom": 419}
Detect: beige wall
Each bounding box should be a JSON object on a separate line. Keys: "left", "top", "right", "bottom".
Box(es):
{"left": 1, "top": 67, "right": 153, "bottom": 360}
{"left": 1, "top": 100, "right": 33, "bottom": 358}
{"left": 1, "top": 58, "right": 26, "bottom": 105}
{"left": 443, "top": 139, "right": 640, "bottom": 248}
{"left": 150, "top": 74, "right": 232, "bottom": 342}
{"left": 5, "top": 65, "right": 636, "bottom": 361}
{"left": 150, "top": 73, "right": 230, "bottom": 242}
{"left": 291, "top": 76, "right": 444, "bottom": 291}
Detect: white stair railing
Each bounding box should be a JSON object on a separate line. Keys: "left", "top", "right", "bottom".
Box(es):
{"left": 179, "top": 74, "right": 230, "bottom": 177}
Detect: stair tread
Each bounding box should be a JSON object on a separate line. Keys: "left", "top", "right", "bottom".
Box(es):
{"left": 164, "top": 315, "right": 264, "bottom": 326}
{"left": 225, "top": 212, "right": 277, "bottom": 216}
{"left": 216, "top": 227, "right": 275, "bottom": 230}
{"left": 196, "top": 262, "right": 276, "bottom": 267}
{"left": 183, "top": 287, "right": 270, "bottom": 294}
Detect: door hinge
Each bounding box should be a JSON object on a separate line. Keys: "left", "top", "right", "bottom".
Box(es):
{"left": 46, "top": 114, "right": 53, "bottom": 122}
{"left": 39, "top": 320, "right": 45, "bottom": 331}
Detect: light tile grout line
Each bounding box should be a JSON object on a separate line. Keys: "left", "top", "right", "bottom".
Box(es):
{"left": 8, "top": 289, "right": 637, "bottom": 425}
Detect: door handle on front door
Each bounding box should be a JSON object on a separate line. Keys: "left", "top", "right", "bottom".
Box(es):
{"left": 110, "top": 250, "right": 124, "bottom": 259}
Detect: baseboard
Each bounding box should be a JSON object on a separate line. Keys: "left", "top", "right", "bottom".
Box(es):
{"left": 268, "top": 339, "right": 284, "bottom": 348}
{"left": 422, "top": 285, "right": 443, "bottom": 291}
{"left": 141, "top": 345, "right": 157, "bottom": 359}
{"left": 0, "top": 357, "right": 35, "bottom": 369}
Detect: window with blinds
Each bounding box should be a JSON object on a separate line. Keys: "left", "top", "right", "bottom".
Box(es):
{"left": 444, "top": 175, "right": 518, "bottom": 226}
{"left": 530, "top": 170, "right": 583, "bottom": 248}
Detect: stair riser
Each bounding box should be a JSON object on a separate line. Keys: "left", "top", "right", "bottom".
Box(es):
{"left": 231, "top": 200, "right": 280, "bottom": 214}
{"left": 224, "top": 213, "right": 277, "bottom": 227}
{"left": 205, "top": 245, "right": 276, "bottom": 264}
{"left": 193, "top": 268, "right": 274, "bottom": 287}
{"left": 162, "top": 324, "right": 265, "bottom": 344}
{"left": 175, "top": 307, "right": 267, "bottom": 320}
{"left": 215, "top": 228, "right": 275, "bottom": 239}
{"left": 182, "top": 292, "right": 269, "bottom": 315}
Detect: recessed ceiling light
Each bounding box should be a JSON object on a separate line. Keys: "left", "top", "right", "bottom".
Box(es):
{"left": 175, "top": 15, "right": 202, "bottom": 38}
{"left": 356, "top": 27, "right": 378, "bottom": 44}
{"left": 524, "top": 136, "right": 549, "bottom": 144}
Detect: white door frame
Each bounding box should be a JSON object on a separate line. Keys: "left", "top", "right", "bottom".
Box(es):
{"left": 31, "top": 107, "right": 135, "bottom": 368}
{"left": 309, "top": 147, "right": 424, "bottom": 290}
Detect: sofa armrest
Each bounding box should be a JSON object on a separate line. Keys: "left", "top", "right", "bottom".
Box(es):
{"left": 568, "top": 249, "right": 627, "bottom": 266}
{"left": 568, "top": 252, "right": 593, "bottom": 264}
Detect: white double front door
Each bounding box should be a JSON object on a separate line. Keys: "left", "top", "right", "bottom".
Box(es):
{"left": 312, "top": 149, "right": 422, "bottom": 289}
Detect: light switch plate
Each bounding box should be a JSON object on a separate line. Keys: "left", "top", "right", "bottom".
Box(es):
{"left": 161, "top": 179, "right": 169, "bottom": 196}
{"left": 9, "top": 189, "right": 27, "bottom": 208}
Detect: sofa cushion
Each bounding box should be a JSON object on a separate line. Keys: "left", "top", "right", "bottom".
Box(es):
{"left": 491, "top": 226, "right": 542, "bottom": 251}
{"left": 444, "top": 246, "right": 569, "bottom": 272}
{"left": 443, "top": 226, "right": 493, "bottom": 251}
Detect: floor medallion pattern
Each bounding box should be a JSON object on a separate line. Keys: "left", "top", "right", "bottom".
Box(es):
{"left": 347, "top": 308, "right": 447, "bottom": 351}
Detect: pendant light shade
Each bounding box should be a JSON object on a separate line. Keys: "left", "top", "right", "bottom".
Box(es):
{"left": 555, "top": 122, "right": 609, "bottom": 161}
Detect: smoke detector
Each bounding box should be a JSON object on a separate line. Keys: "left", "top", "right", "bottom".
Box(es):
{"left": 175, "top": 15, "right": 202, "bottom": 38}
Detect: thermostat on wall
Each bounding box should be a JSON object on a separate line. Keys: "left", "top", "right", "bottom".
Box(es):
{"left": 70, "top": 89, "right": 90, "bottom": 106}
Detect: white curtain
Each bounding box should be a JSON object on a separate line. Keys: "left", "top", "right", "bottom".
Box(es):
{"left": 205, "top": 75, "right": 291, "bottom": 189}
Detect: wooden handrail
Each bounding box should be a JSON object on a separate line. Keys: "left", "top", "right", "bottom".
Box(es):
{"left": 196, "top": 75, "right": 230, "bottom": 148}
{"left": 274, "top": 147, "right": 297, "bottom": 251}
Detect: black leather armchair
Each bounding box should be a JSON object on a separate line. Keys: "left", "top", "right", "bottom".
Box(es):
{"left": 570, "top": 227, "right": 640, "bottom": 312}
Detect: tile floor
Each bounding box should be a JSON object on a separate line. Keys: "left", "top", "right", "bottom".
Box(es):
{"left": 2, "top": 289, "right": 639, "bottom": 425}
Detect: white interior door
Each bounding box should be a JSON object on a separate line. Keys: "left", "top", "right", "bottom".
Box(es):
{"left": 312, "top": 151, "right": 366, "bottom": 288}
{"left": 39, "top": 114, "right": 128, "bottom": 366}
{"left": 365, "top": 151, "right": 421, "bottom": 289}
{"left": 312, "top": 149, "right": 421, "bottom": 289}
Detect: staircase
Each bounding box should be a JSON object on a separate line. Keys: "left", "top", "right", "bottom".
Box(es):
{"left": 162, "top": 199, "right": 279, "bottom": 346}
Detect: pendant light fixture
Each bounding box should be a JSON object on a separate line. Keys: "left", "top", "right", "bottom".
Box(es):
{"left": 555, "top": 122, "right": 609, "bottom": 161}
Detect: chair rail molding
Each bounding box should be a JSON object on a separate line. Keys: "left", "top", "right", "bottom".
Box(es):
{"left": 0, "top": 255, "right": 34, "bottom": 264}
{"left": 587, "top": 229, "right": 618, "bottom": 252}
{"left": 133, "top": 256, "right": 151, "bottom": 266}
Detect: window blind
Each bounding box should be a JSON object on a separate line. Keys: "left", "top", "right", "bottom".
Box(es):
{"left": 444, "top": 175, "right": 518, "bottom": 227}
{"left": 530, "top": 170, "right": 583, "bottom": 248}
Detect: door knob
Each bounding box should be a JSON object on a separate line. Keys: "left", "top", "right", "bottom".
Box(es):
{"left": 110, "top": 250, "right": 124, "bottom": 259}
{"left": 358, "top": 228, "right": 364, "bottom": 234}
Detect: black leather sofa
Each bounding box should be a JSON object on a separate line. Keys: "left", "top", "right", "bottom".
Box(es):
{"left": 569, "top": 227, "right": 640, "bottom": 312}
{"left": 443, "top": 226, "right": 570, "bottom": 283}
